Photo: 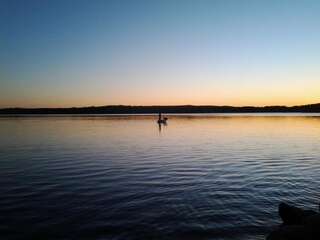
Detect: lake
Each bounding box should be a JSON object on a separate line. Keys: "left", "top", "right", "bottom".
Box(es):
{"left": 1, "top": 114, "right": 320, "bottom": 240}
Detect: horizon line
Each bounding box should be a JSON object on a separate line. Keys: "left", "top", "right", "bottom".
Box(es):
{"left": 1, "top": 102, "right": 320, "bottom": 110}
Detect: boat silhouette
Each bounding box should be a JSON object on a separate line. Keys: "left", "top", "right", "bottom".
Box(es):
{"left": 157, "top": 113, "right": 168, "bottom": 124}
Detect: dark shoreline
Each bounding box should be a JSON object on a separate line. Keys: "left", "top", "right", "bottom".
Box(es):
{"left": 1, "top": 103, "right": 320, "bottom": 114}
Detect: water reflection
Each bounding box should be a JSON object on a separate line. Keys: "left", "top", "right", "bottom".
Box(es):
{"left": 1, "top": 114, "right": 320, "bottom": 240}
{"left": 157, "top": 121, "right": 167, "bottom": 132}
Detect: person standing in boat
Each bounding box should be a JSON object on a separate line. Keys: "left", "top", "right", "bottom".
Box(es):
{"left": 158, "top": 113, "right": 163, "bottom": 124}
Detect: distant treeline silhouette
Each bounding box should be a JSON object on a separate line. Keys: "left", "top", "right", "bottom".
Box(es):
{"left": 1, "top": 103, "right": 320, "bottom": 114}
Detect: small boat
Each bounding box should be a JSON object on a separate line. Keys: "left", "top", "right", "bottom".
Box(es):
{"left": 157, "top": 113, "right": 168, "bottom": 124}
{"left": 157, "top": 118, "right": 167, "bottom": 124}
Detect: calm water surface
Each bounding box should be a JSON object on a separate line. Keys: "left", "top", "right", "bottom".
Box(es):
{"left": 1, "top": 115, "right": 320, "bottom": 240}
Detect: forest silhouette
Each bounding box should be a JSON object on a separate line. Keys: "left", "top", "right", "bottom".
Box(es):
{"left": 1, "top": 103, "right": 320, "bottom": 114}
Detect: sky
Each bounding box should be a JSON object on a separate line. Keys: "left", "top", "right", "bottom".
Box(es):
{"left": 1, "top": 0, "right": 320, "bottom": 108}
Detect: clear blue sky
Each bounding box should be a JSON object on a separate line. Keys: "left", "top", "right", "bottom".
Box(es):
{"left": 1, "top": 0, "right": 320, "bottom": 107}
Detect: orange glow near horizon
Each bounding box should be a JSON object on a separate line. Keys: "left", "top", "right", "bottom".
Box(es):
{"left": 1, "top": 71, "right": 319, "bottom": 108}
{"left": 1, "top": 93, "right": 319, "bottom": 108}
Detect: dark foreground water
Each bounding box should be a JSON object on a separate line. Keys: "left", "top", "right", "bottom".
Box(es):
{"left": 1, "top": 114, "right": 320, "bottom": 240}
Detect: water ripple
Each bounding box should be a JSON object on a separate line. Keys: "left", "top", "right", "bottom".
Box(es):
{"left": 1, "top": 115, "right": 320, "bottom": 239}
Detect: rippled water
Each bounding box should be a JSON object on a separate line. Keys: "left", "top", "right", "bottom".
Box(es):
{"left": 1, "top": 114, "right": 320, "bottom": 240}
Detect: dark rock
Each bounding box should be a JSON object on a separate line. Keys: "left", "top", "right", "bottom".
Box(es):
{"left": 279, "top": 202, "right": 317, "bottom": 225}
{"left": 266, "top": 203, "right": 320, "bottom": 240}
{"left": 266, "top": 225, "right": 309, "bottom": 240}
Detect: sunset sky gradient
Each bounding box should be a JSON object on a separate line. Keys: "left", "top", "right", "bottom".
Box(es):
{"left": 1, "top": 0, "right": 320, "bottom": 107}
